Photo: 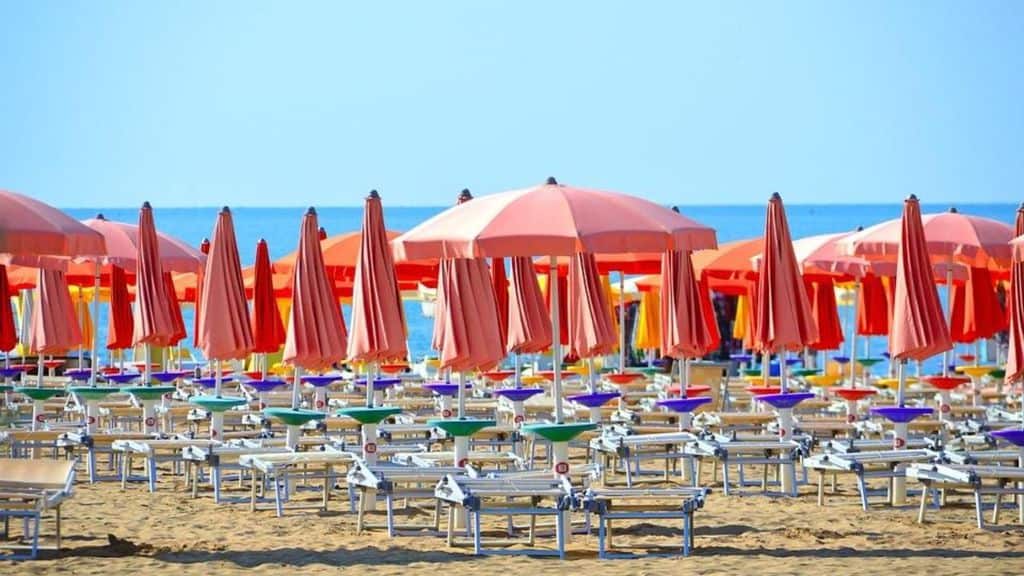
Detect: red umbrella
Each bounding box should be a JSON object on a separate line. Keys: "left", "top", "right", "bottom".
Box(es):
{"left": 506, "top": 256, "right": 552, "bottom": 354}
{"left": 1006, "top": 206, "right": 1024, "bottom": 384}
{"left": 889, "top": 196, "right": 952, "bottom": 385}
{"left": 949, "top": 266, "right": 1005, "bottom": 344}
{"left": 805, "top": 278, "right": 843, "bottom": 351}
{"left": 857, "top": 274, "right": 891, "bottom": 336}
{"left": 753, "top": 194, "right": 817, "bottom": 357}
{"left": 132, "top": 203, "right": 178, "bottom": 350}
{"left": 567, "top": 252, "right": 617, "bottom": 359}
{"left": 0, "top": 265, "right": 17, "bottom": 353}
{"left": 282, "top": 208, "right": 348, "bottom": 373}
{"left": 434, "top": 258, "right": 504, "bottom": 373}
{"left": 106, "top": 265, "right": 133, "bottom": 350}
{"left": 197, "top": 208, "right": 254, "bottom": 362}
{"left": 544, "top": 267, "right": 569, "bottom": 347}
{"left": 347, "top": 191, "right": 408, "bottom": 366}
{"left": 28, "top": 268, "right": 82, "bottom": 355}
{"left": 163, "top": 272, "right": 187, "bottom": 346}
{"left": 661, "top": 250, "right": 719, "bottom": 360}
{"left": 250, "top": 239, "right": 285, "bottom": 355}
{"left": 491, "top": 258, "right": 509, "bottom": 352}
{"left": 0, "top": 190, "right": 106, "bottom": 259}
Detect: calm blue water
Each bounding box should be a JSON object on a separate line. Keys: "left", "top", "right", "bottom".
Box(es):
{"left": 60, "top": 203, "right": 1018, "bottom": 370}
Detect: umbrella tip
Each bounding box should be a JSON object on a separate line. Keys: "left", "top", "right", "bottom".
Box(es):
{"left": 318, "top": 226, "right": 327, "bottom": 240}
{"left": 95, "top": 213, "right": 105, "bottom": 220}
{"left": 1018, "top": 202, "right": 1024, "bottom": 212}
{"left": 671, "top": 205, "right": 680, "bottom": 213}
{"left": 906, "top": 194, "right": 918, "bottom": 202}
{"left": 770, "top": 192, "right": 782, "bottom": 201}
{"left": 258, "top": 238, "right": 267, "bottom": 246}
{"left": 367, "top": 189, "right": 380, "bottom": 200}
{"left": 142, "top": 201, "right": 152, "bottom": 210}
{"left": 948, "top": 206, "right": 958, "bottom": 214}
{"left": 856, "top": 225, "right": 864, "bottom": 232}
{"left": 458, "top": 189, "right": 473, "bottom": 202}
{"left": 200, "top": 238, "right": 210, "bottom": 254}
{"left": 221, "top": 206, "right": 231, "bottom": 214}
{"left": 545, "top": 176, "right": 558, "bottom": 185}
{"left": 306, "top": 206, "right": 317, "bottom": 216}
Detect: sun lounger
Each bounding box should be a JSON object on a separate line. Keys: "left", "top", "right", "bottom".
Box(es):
{"left": 590, "top": 430, "right": 697, "bottom": 487}
{"left": 434, "top": 474, "right": 575, "bottom": 558}
{"left": 580, "top": 486, "right": 710, "bottom": 558}
{"left": 685, "top": 437, "right": 805, "bottom": 496}
{"left": 112, "top": 437, "right": 222, "bottom": 492}
{"left": 240, "top": 447, "right": 358, "bottom": 517}
{"left": 803, "top": 449, "right": 937, "bottom": 509}
{"left": 0, "top": 458, "right": 76, "bottom": 559}
{"left": 391, "top": 450, "right": 524, "bottom": 471}
{"left": 56, "top": 430, "right": 152, "bottom": 483}
{"left": 907, "top": 462, "right": 1024, "bottom": 527}
{"left": 182, "top": 440, "right": 293, "bottom": 502}
{"left": 347, "top": 461, "right": 471, "bottom": 536}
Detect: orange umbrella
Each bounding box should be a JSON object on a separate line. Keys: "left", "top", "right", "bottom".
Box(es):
{"left": 889, "top": 195, "right": 952, "bottom": 394}
{"left": 1006, "top": 206, "right": 1024, "bottom": 384}
{"left": 949, "top": 266, "right": 1006, "bottom": 344}
{"left": 753, "top": 194, "right": 817, "bottom": 358}
{"left": 197, "top": 208, "right": 254, "bottom": 364}
{"left": 567, "top": 252, "right": 617, "bottom": 359}
{"left": 106, "top": 265, "right": 133, "bottom": 351}
{"left": 250, "top": 239, "right": 285, "bottom": 356}
{"left": 696, "top": 238, "right": 762, "bottom": 290}
{"left": 347, "top": 190, "right": 408, "bottom": 374}
{"left": 28, "top": 268, "right": 83, "bottom": 356}
{"left": 132, "top": 203, "right": 179, "bottom": 381}
{"left": 274, "top": 230, "right": 437, "bottom": 286}
{"left": 506, "top": 256, "right": 551, "bottom": 355}
{"left": 492, "top": 258, "right": 509, "bottom": 353}
{"left": 282, "top": 208, "right": 348, "bottom": 375}
{"left": 191, "top": 238, "right": 210, "bottom": 348}
{"left": 0, "top": 265, "right": 16, "bottom": 353}
{"left": 0, "top": 190, "right": 105, "bottom": 260}
{"left": 805, "top": 278, "right": 843, "bottom": 351}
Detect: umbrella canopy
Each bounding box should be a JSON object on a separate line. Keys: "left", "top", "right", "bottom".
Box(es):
{"left": 282, "top": 208, "right": 348, "bottom": 371}
{"left": 660, "top": 250, "right": 720, "bottom": 358}
{"left": 162, "top": 272, "right": 187, "bottom": 345}
{"left": 567, "top": 252, "right": 617, "bottom": 358}
{"left": 857, "top": 274, "right": 892, "bottom": 336}
{"left": 506, "top": 256, "right": 552, "bottom": 354}
{"left": 433, "top": 257, "right": 504, "bottom": 372}
{"left": 106, "top": 265, "right": 133, "bottom": 350}
{"left": 0, "top": 265, "right": 17, "bottom": 352}
{"left": 28, "top": 268, "right": 82, "bottom": 354}
{"left": 533, "top": 252, "right": 662, "bottom": 276}
{"left": 274, "top": 230, "right": 437, "bottom": 285}
{"left": 805, "top": 278, "right": 844, "bottom": 351}
{"left": 1005, "top": 206, "right": 1024, "bottom": 383}
{"left": 393, "top": 177, "right": 717, "bottom": 260}
{"left": 492, "top": 258, "right": 509, "bottom": 353}
{"left": 950, "top": 266, "right": 1006, "bottom": 343}
{"left": 347, "top": 191, "right": 408, "bottom": 363}
{"left": 752, "top": 194, "right": 817, "bottom": 352}
{"left": 841, "top": 207, "right": 1013, "bottom": 268}
{"left": 132, "top": 203, "right": 179, "bottom": 347}
{"left": 888, "top": 196, "right": 952, "bottom": 362}
{"left": 251, "top": 239, "right": 286, "bottom": 354}
{"left": 0, "top": 189, "right": 106, "bottom": 260}
{"left": 197, "top": 208, "right": 254, "bottom": 361}
{"left": 79, "top": 214, "right": 205, "bottom": 273}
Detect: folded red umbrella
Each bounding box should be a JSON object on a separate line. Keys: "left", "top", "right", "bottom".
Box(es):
{"left": 106, "top": 265, "right": 133, "bottom": 350}
{"left": 805, "top": 278, "right": 844, "bottom": 351}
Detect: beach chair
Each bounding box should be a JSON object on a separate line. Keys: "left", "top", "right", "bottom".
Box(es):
{"left": 590, "top": 428, "right": 697, "bottom": 487}
{"left": 347, "top": 461, "right": 470, "bottom": 536}
{"left": 241, "top": 447, "right": 358, "bottom": 517}
{"left": 685, "top": 436, "right": 806, "bottom": 496}
{"left": 0, "top": 458, "right": 76, "bottom": 560}
{"left": 907, "top": 462, "right": 1024, "bottom": 528}
{"left": 803, "top": 448, "right": 937, "bottom": 509}
{"left": 580, "top": 486, "right": 710, "bottom": 558}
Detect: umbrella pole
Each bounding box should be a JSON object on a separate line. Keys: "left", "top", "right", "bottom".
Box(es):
{"left": 943, "top": 257, "right": 954, "bottom": 377}
{"left": 291, "top": 366, "right": 302, "bottom": 409}
{"left": 850, "top": 280, "right": 860, "bottom": 387}
{"left": 550, "top": 256, "right": 563, "bottom": 423}
{"left": 261, "top": 353, "right": 268, "bottom": 380}
{"left": 780, "top": 347, "right": 788, "bottom": 394}
{"left": 76, "top": 286, "right": 85, "bottom": 370}
{"left": 587, "top": 357, "right": 597, "bottom": 394}
{"left": 457, "top": 371, "right": 466, "bottom": 419}
{"left": 618, "top": 274, "right": 626, "bottom": 372}
{"left": 91, "top": 263, "right": 100, "bottom": 386}
{"left": 211, "top": 362, "right": 224, "bottom": 440}
{"left": 144, "top": 344, "right": 152, "bottom": 386}
{"left": 514, "top": 352, "right": 521, "bottom": 389}
{"left": 365, "top": 362, "right": 375, "bottom": 408}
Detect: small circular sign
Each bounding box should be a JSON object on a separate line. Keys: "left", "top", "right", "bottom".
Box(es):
{"left": 316, "top": 399, "right": 325, "bottom": 408}
{"left": 88, "top": 416, "right": 96, "bottom": 425}
{"left": 35, "top": 414, "right": 45, "bottom": 423}
{"left": 211, "top": 428, "right": 218, "bottom": 438}
{"left": 442, "top": 409, "right": 453, "bottom": 418}
{"left": 894, "top": 437, "right": 906, "bottom": 449}
{"left": 145, "top": 416, "right": 156, "bottom": 427}
{"left": 779, "top": 428, "right": 787, "bottom": 437}
{"left": 940, "top": 404, "right": 951, "bottom": 414}
{"left": 457, "top": 458, "right": 469, "bottom": 467}
{"left": 846, "top": 414, "right": 857, "bottom": 423}
{"left": 364, "top": 442, "right": 377, "bottom": 454}
{"left": 554, "top": 462, "right": 569, "bottom": 475}
{"left": 513, "top": 414, "right": 525, "bottom": 424}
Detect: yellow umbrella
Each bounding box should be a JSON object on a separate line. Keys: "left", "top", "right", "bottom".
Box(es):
{"left": 634, "top": 289, "right": 660, "bottom": 351}
{"left": 732, "top": 294, "right": 749, "bottom": 341}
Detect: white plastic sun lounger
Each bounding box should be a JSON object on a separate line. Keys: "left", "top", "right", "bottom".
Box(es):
{"left": 803, "top": 449, "right": 937, "bottom": 509}
{"left": 590, "top": 430, "right": 697, "bottom": 487}
{"left": 685, "top": 437, "right": 804, "bottom": 496}
{"left": 240, "top": 447, "right": 358, "bottom": 517}
{"left": 0, "top": 458, "right": 76, "bottom": 560}
{"left": 347, "top": 461, "right": 471, "bottom": 536}
{"left": 580, "top": 486, "right": 710, "bottom": 558}
{"left": 112, "top": 437, "right": 222, "bottom": 492}
{"left": 907, "top": 462, "right": 1024, "bottom": 528}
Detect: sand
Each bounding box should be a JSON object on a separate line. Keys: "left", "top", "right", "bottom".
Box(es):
{"left": 4, "top": 458, "right": 1023, "bottom": 576}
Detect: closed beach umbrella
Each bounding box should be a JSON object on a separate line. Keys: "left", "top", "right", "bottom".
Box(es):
{"left": 889, "top": 195, "right": 953, "bottom": 401}
{"left": 28, "top": 268, "right": 82, "bottom": 357}
{"left": 283, "top": 208, "right": 348, "bottom": 375}
{"left": 753, "top": 193, "right": 818, "bottom": 373}
{"left": 568, "top": 252, "right": 617, "bottom": 360}
{"left": 132, "top": 203, "right": 178, "bottom": 381}
{"left": 857, "top": 274, "right": 891, "bottom": 336}
{"left": 949, "top": 266, "right": 1005, "bottom": 344}
{"left": 0, "top": 266, "right": 16, "bottom": 353}
{"left": 348, "top": 191, "right": 408, "bottom": 407}
{"left": 1005, "top": 206, "right": 1024, "bottom": 384}
{"left": 661, "top": 249, "right": 721, "bottom": 397}
{"left": 106, "top": 265, "right": 133, "bottom": 350}
{"left": 251, "top": 239, "right": 285, "bottom": 355}
{"left": 0, "top": 190, "right": 105, "bottom": 260}
{"left": 162, "top": 272, "right": 187, "bottom": 346}
{"left": 492, "top": 258, "right": 509, "bottom": 353}
{"left": 197, "top": 208, "right": 254, "bottom": 365}
{"left": 506, "top": 256, "right": 551, "bottom": 355}
{"left": 805, "top": 278, "right": 843, "bottom": 351}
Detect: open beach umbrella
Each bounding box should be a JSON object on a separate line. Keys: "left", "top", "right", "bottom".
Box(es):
{"left": 0, "top": 190, "right": 106, "bottom": 260}
{"left": 132, "top": 203, "right": 180, "bottom": 382}
{"left": 283, "top": 208, "right": 348, "bottom": 406}
{"left": 805, "top": 278, "right": 843, "bottom": 352}
{"left": 889, "top": 196, "right": 953, "bottom": 402}
{"left": 0, "top": 266, "right": 16, "bottom": 355}
{"left": 753, "top": 194, "right": 817, "bottom": 384}
{"left": 197, "top": 208, "right": 254, "bottom": 370}
{"left": 250, "top": 239, "right": 286, "bottom": 360}
{"left": 106, "top": 265, "right": 133, "bottom": 351}
{"left": 347, "top": 191, "right": 408, "bottom": 407}
{"left": 506, "top": 255, "right": 552, "bottom": 358}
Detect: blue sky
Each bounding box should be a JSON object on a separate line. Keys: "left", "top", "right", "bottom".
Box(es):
{"left": 1, "top": 1, "right": 1022, "bottom": 208}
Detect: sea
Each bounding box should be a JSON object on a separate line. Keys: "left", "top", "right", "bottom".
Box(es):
{"left": 56, "top": 202, "right": 1018, "bottom": 374}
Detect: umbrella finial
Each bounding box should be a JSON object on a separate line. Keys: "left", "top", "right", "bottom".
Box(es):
{"left": 367, "top": 189, "right": 380, "bottom": 200}
{"left": 318, "top": 226, "right": 328, "bottom": 240}
{"left": 95, "top": 213, "right": 105, "bottom": 220}
{"left": 142, "top": 201, "right": 152, "bottom": 210}
{"left": 200, "top": 238, "right": 210, "bottom": 255}
{"left": 545, "top": 177, "right": 558, "bottom": 185}
{"left": 221, "top": 206, "right": 231, "bottom": 214}
{"left": 671, "top": 206, "right": 680, "bottom": 213}
{"left": 306, "top": 206, "right": 317, "bottom": 216}
{"left": 1017, "top": 202, "right": 1024, "bottom": 212}
{"left": 258, "top": 238, "right": 267, "bottom": 246}
{"left": 458, "top": 189, "right": 473, "bottom": 202}
{"left": 906, "top": 194, "right": 918, "bottom": 202}
{"left": 948, "top": 206, "right": 958, "bottom": 214}
{"left": 770, "top": 192, "right": 782, "bottom": 201}
{"left": 856, "top": 225, "right": 864, "bottom": 232}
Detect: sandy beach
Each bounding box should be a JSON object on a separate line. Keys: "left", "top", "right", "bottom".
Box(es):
{"left": 6, "top": 458, "right": 1022, "bottom": 576}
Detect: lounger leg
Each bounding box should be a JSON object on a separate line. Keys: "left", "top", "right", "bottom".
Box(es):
{"left": 817, "top": 471, "right": 825, "bottom": 506}
{"left": 598, "top": 515, "right": 607, "bottom": 559}
{"left": 789, "top": 462, "right": 798, "bottom": 497}
{"left": 55, "top": 506, "right": 61, "bottom": 551}
{"left": 722, "top": 462, "right": 731, "bottom": 496}
{"left": 121, "top": 454, "right": 130, "bottom": 490}
{"left": 446, "top": 505, "right": 455, "bottom": 547}
{"left": 856, "top": 474, "right": 869, "bottom": 511}
{"left": 975, "top": 490, "right": 984, "bottom": 529}
{"left": 556, "top": 508, "right": 566, "bottom": 560}
{"left": 31, "top": 513, "right": 40, "bottom": 560}
{"left": 274, "top": 476, "right": 284, "bottom": 518}
{"left": 88, "top": 449, "right": 97, "bottom": 483}
{"left": 473, "top": 511, "right": 482, "bottom": 555}
{"left": 992, "top": 489, "right": 1002, "bottom": 525}
{"left": 148, "top": 458, "right": 157, "bottom": 493}
{"left": 917, "top": 483, "right": 929, "bottom": 523}
{"left": 212, "top": 466, "right": 221, "bottom": 504}
{"left": 322, "top": 465, "right": 332, "bottom": 512}
{"left": 761, "top": 462, "right": 768, "bottom": 492}
{"left": 386, "top": 494, "right": 395, "bottom": 538}
{"left": 682, "top": 512, "right": 690, "bottom": 557}
{"left": 250, "top": 473, "right": 258, "bottom": 513}
{"left": 356, "top": 491, "right": 366, "bottom": 534}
